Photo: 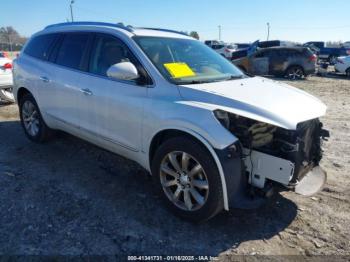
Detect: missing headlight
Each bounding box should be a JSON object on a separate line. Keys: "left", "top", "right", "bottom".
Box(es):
{"left": 214, "top": 110, "right": 230, "bottom": 129}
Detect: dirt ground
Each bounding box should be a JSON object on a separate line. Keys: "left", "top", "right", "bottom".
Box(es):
{"left": 0, "top": 75, "right": 349, "bottom": 259}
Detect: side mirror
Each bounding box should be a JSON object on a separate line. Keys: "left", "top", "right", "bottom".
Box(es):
{"left": 107, "top": 62, "right": 139, "bottom": 81}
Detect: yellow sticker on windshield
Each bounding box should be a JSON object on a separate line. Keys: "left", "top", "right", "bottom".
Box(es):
{"left": 164, "top": 62, "right": 196, "bottom": 78}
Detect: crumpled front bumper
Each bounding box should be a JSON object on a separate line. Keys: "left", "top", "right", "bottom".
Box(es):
{"left": 243, "top": 148, "right": 327, "bottom": 196}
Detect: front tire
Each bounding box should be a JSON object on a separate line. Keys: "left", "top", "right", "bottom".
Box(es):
{"left": 346, "top": 68, "right": 350, "bottom": 78}
{"left": 151, "top": 137, "right": 224, "bottom": 222}
{"left": 19, "top": 93, "right": 53, "bottom": 143}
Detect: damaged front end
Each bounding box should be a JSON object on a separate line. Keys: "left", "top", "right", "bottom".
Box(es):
{"left": 215, "top": 110, "right": 330, "bottom": 197}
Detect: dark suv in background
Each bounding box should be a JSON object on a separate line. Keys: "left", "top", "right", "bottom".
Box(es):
{"left": 232, "top": 46, "right": 317, "bottom": 79}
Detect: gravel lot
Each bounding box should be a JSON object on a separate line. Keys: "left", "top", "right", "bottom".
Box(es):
{"left": 0, "top": 75, "right": 349, "bottom": 259}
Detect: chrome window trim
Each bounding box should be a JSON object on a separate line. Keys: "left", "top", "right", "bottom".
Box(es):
{"left": 22, "top": 52, "right": 154, "bottom": 88}
{"left": 22, "top": 30, "right": 156, "bottom": 88}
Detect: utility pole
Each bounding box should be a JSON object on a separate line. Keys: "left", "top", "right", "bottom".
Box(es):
{"left": 266, "top": 22, "right": 270, "bottom": 41}
{"left": 218, "top": 25, "right": 222, "bottom": 41}
{"left": 70, "top": 0, "right": 75, "bottom": 22}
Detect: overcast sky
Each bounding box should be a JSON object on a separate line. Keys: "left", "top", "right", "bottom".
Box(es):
{"left": 1, "top": 0, "right": 349, "bottom": 43}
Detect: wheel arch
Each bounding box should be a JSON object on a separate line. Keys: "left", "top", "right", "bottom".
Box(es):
{"left": 285, "top": 64, "right": 305, "bottom": 75}
{"left": 16, "top": 87, "right": 31, "bottom": 104}
{"left": 148, "top": 128, "right": 230, "bottom": 210}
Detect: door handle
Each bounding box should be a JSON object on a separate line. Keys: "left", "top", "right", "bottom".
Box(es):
{"left": 80, "top": 88, "right": 93, "bottom": 96}
{"left": 40, "top": 76, "right": 50, "bottom": 83}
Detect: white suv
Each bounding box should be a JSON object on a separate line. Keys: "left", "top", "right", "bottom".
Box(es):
{"left": 13, "top": 22, "right": 329, "bottom": 221}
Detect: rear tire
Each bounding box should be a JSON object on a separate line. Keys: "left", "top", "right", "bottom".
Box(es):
{"left": 328, "top": 55, "right": 337, "bottom": 65}
{"left": 19, "top": 93, "right": 54, "bottom": 143}
{"left": 151, "top": 137, "right": 224, "bottom": 222}
{"left": 285, "top": 65, "right": 305, "bottom": 80}
{"left": 346, "top": 68, "right": 350, "bottom": 78}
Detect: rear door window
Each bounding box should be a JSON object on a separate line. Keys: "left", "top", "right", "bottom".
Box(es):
{"left": 24, "top": 34, "right": 58, "bottom": 60}
{"left": 55, "top": 33, "right": 90, "bottom": 70}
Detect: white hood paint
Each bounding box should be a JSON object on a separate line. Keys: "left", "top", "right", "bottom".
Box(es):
{"left": 179, "top": 77, "right": 327, "bottom": 130}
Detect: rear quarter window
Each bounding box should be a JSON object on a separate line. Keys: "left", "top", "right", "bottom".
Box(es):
{"left": 24, "top": 34, "right": 58, "bottom": 60}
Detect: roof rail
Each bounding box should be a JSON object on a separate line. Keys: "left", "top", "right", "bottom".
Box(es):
{"left": 44, "top": 22, "right": 134, "bottom": 33}
{"left": 137, "top": 27, "right": 188, "bottom": 36}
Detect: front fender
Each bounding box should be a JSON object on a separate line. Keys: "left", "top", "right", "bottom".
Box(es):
{"left": 142, "top": 100, "right": 238, "bottom": 153}
{"left": 142, "top": 103, "right": 239, "bottom": 211}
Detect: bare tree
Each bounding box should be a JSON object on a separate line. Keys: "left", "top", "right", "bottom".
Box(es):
{"left": 0, "top": 27, "right": 27, "bottom": 51}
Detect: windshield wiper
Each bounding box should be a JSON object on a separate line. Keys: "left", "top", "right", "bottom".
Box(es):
{"left": 225, "top": 75, "right": 245, "bottom": 81}
{"left": 178, "top": 75, "right": 245, "bottom": 85}
{"left": 178, "top": 80, "right": 210, "bottom": 85}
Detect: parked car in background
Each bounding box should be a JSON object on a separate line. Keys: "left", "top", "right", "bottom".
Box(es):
{"left": 303, "top": 41, "right": 350, "bottom": 64}
{"left": 0, "top": 51, "right": 9, "bottom": 58}
{"left": 343, "top": 42, "right": 350, "bottom": 48}
{"left": 258, "top": 40, "right": 295, "bottom": 48}
{"left": 13, "top": 22, "right": 329, "bottom": 221}
{"left": 204, "top": 40, "right": 221, "bottom": 47}
{"left": 334, "top": 56, "right": 350, "bottom": 78}
{"left": 234, "top": 43, "right": 250, "bottom": 50}
{"left": 211, "top": 43, "right": 237, "bottom": 59}
{"left": 233, "top": 46, "right": 317, "bottom": 79}
{"left": 0, "top": 52, "right": 14, "bottom": 102}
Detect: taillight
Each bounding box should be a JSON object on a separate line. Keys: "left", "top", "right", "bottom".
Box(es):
{"left": 309, "top": 54, "right": 317, "bottom": 62}
{"left": 3, "top": 63, "right": 12, "bottom": 69}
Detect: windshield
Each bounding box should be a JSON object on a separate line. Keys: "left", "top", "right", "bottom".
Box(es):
{"left": 134, "top": 36, "right": 244, "bottom": 84}
{"left": 226, "top": 44, "right": 236, "bottom": 49}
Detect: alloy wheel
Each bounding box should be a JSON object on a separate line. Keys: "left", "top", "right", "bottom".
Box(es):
{"left": 22, "top": 100, "right": 40, "bottom": 137}
{"left": 329, "top": 56, "right": 337, "bottom": 65}
{"left": 287, "top": 67, "right": 304, "bottom": 80}
{"left": 160, "top": 151, "right": 209, "bottom": 211}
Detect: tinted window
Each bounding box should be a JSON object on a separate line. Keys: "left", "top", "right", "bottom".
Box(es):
{"left": 89, "top": 34, "right": 139, "bottom": 77}
{"left": 212, "top": 45, "right": 224, "bottom": 50}
{"left": 24, "top": 34, "right": 58, "bottom": 60}
{"left": 56, "top": 33, "right": 89, "bottom": 70}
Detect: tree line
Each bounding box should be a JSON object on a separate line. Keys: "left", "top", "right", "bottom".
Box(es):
{"left": 0, "top": 26, "right": 28, "bottom": 51}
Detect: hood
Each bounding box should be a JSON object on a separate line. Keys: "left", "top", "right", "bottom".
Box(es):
{"left": 178, "top": 77, "right": 327, "bottom": 130}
